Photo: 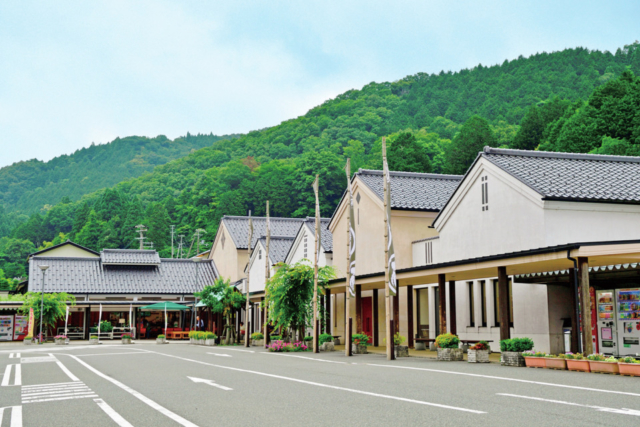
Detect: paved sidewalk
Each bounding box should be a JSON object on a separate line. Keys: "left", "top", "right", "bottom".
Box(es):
{"left": 334, "top": 344, "right": 502, "bottom": 363}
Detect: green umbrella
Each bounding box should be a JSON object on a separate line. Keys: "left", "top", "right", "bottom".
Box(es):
{"left": 139, "top": 302, "right": 189, "bottom": 311}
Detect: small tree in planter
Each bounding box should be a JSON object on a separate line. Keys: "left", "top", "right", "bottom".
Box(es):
{"left": 468, "top": 341, "right": 490, "bottom": 363}
{"left": 89, "top": 335, "right": 99, "bottom": 345}
{"left": 156, "top": 334, "right": 167, "bottom": 344}
{"left": 251, "top": 332, "right": 264, "bottom": 347}
{"left": 196, "top": 277, "right": 245, "bottom": 345}
{"left": 54, "top": 335, "right": 68, "bottom": 346}
{"left": 351, "top": 334, "right": 369, "bottom": 354}
{"left": 436, "top": 333, "right": 462, "bottom": 361}
{"left": 319, "top": 333, "right": 334, "bottom": 351}
{"left": 24, "top": 335, "right": 33, "bottom": 345}
{"left": 393, "top": 333, "right": 409, "bottom": 357}
{"left": 204, "top": 332, "right": 217, "bottom": 346}
{"left": 121, "top": 333, "right": 133, "bottom": 345}
{"left": 18, "top": 292, "right": 76, "bottom": 340}
{"left": 499, "top": 337, "right": 534, "bottom": 367}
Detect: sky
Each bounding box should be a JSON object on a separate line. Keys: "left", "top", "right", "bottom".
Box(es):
{"left": 1, "top": 1, "right": 639, "bottom": 168}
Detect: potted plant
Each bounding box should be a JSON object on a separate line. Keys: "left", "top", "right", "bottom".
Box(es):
{"left": 23, "top": 335, "right": 33, "bottom": 345}
{"left": 499, "top": 337, "right": 534, "bottom": 367}
{"left": 565, "top": 353, "right": 590, "bottom": 372}
{"left": 54, "top": 335, "right": 68, "bottom": 346}
{"left": 587, "top": 354, "right": 619, "bottom": 374}
{"left": 156, "top": 334, "right": 167, "bottom": 344}
{"left": 204, "top": 332, "right": 217, "bottom": 346}
{"left": 303, "top": 335, "right": 314, "bottom": 348}
{"left": 468, "top": 341, "right": 490, "bottom": 363}
{"left": 319, "top": 333, "right": 334, "bottom": 351}
{"left": 89, "top": 335, "right": 99, "bottom": 345}
{"left": 251, "top": 332, "right": 264, "bottom": 347}
{"left": 393, "top": 333, "right": 409, "bottom": 357}
{"left": 523, "top": 350, "right": 547, "bottom": 368}
{"left": 121, "top": 333, "right": 133, "bottom": 345}
{"left": 618, "top": 356, "right": 640, "bottom": 377}
{"left": 545, "top": 354, "right": 567, "bottom": 370}
{"left": 436, "top": 333, "right": 463, "bottom": 361}
{"left": 351, "top": 334, "right": 369, "bottom": 354}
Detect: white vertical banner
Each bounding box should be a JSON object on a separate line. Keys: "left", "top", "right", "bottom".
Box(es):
{"left": 64, "top": 305, "right": 69, "bottom": 337}
{"left": 98, "top": 304, "right": 102, "bottom": 341}
{"left": 129, "top": 304, "right": 133, "bottom": 338}
{"left": 164, "top": 304, "right": 168, "bottom": 337}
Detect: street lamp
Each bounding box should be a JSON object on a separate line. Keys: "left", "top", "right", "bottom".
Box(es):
{"left": 38, "top": 265, "right": 49, "bottom": 344}
{"left": 193, "top": 258, "right": 202, "bottom": 331}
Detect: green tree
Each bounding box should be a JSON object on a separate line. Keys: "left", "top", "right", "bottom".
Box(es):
{"left": 145, "top": 203, "right": 171, "bottom": 251}
{"left": 445, "top": 116, "right": 496, "bottom": 174}
{"left": 18, "top": 292, "right": 76, "bottom": 338}
{"left": 512, "top": 105, "right": 543, "bottom": 150}
{"left": 75, "top": 210, "right": 105, "bottom": 251}
{"left": 71, "top": 202, "right": 91, "bottom": 238}
{"left": 265, "top": 260, "right": 336, "bottom": 341}
{"left": 387, "top": 132, "right": 432, "bottom": 173}
{"left": 196, "top": 277, "right": 245, "bottom": 345}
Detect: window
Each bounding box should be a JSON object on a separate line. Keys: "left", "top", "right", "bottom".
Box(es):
{"left": 493, "top": 279, "right": 513, "bottom": 327}
{"left": 481, "top": 176, "right": 489, "bottom": 211}
{"left": 468, "top": 282, "right": 475, "bottom": 327}
{"left": 258, "top": 249, "right": 262, "bottom": 260}
{"left": 303, "top": 236, "right": 308, "bottom": 259}
{"left": 480, "top": 280, "right": 487, "bottom": 327}
{"left": 425, "top": 241, "right": 433, "bottom": 265}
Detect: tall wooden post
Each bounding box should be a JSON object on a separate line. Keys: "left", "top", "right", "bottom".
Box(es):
{"left": 568, "top": 268, "right": 579, "bottom": 353}
{"left": 372, "top": 289, "right": 379, "bottom": 347}
{"left": 438, "top": 274, "right": 447, "bottom": 335}
{"left": 326, "top": 288, "right": 331, "bottom": 335}
{"left": 345, "top": 159, "right": 353, "bottom": 356}
{"left": 382, "top": 138, "right": 394, "bottom": 360}
{"left": 320, "top": 293, "right": 325, "bottom": 334}
{"left": 448, "top": 280, "right": 457, "bottom": 336}
{"left": 264, "top": 201, "right": 270, "bottom": 348}
{"left": 578, "top": 257, "right": 593, "bottom": 355}
{"left": 312, "top": 175, "right": 320, "bottom": 353}
{"left": 407, "top": 285, "right": 414, "bottom": 348}
{"left": 244, "top": 212, "right": 253, "bottom": 347}
{"left": 393, "top": 291, "right": 400, "bottom": 334}
{"left": 355, "top": 285, "right": 362, "bottom": 333}
{"left": 497, "top": 266, "right": 510, "bottom": 341}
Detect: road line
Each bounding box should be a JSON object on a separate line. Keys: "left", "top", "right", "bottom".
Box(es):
{"left": 94, "top": 398, "right": 134, "bottom": 427}
{"left": 76, "top": 352, "right": 149, "bottom": 357}
{"left": 0, "top": 407, "right": 3, "bottom": 425}
{"left": 208, "top": 347, "right": 255, "bottom": 353}
{"left": 367, "top": 364, "right": 640, "bottom": 398}
{"left": 56, "top": 361, "right": 80, "bottom": 381}
{"left": 14, "top": 364, "right": 21, "bottom": 386}
{"left": 22, "top": 383, "right": 87, "bottom": 391}
{"left": 64, "top": 354, "right": 199, "bottom": 427}
{"left": 206, "top": 353, "right": 232, "bottom": 358}
{"left": 23, "top": 391, "right": 96, "bottom": 401}
{"left": 11, "top": 406, "right": 21, "bottom": 427}
{"left": 23, "top": 387, "right": 91, "bottom": 397}
{"left": 22, "top": 381, "right": 81, "bottom": 389}
{"left": 263, "top": 353, "right": 347, "bottom": 364}
{"left": 2, "top": 365, "right": 12, "bottom": 386}
{"left": 147, "top": 350, "right": 485, "bottom": 413}
{"left": 23, "top": 394, "right": 98, "bottom": 404}
{"left": 497, "top": 393, "right": 640, "bottom": 416}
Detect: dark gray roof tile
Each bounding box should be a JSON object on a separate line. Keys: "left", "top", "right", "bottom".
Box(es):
{"left": 101, "top": 249, "right": 161, "bottom": 265}
{"left": 222, "top": 216, "right": 304, "bottom": 249}
{"left": 303, "top": 217, "right": 333, "bottom": 252}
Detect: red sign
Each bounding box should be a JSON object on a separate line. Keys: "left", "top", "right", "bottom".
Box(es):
{"left": 590, "top": 286, "right": 598, "bottom": 354}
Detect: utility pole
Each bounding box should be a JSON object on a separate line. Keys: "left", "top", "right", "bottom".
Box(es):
{"left": 135, "top": 224, "right": 147, "bottom": 250}
{"left": 264, "top": 201, "right": 270, "bottom": 349}
{"left": 170, "top": 225, "right": 176, "bottom": 258}
{"left": 244, "top": 211, "right": 253, "bottom": 347}
{"left": 195, "top": 228, "right": 206, "bottom": 256}
{"left": 179, "top": 235, "right": 185, "bottom": 258}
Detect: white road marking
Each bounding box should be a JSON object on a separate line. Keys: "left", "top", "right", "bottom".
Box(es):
{"left": 209, "top": 347, "right": 254, "bottom": 353}
{"left": 206, "top": 353, "right": 232, "bottom": 358}
{"left": 263, "top": 353, "right": 347, "bottom": 364}
{"left": 14, "top": 365, "right": 21, "bottom": 386}
{"left": 8, "top": 353, "right": 20, "bottom": 358}
{"left": 20, "top": 357, "right": 56, "bottom": 364}
{"left": 498, "top": 393, "right": 640, "bottom": 417}
{"left": 21, "top": 381, "right": 80, "bottom": 389}
{"left": 148, "top": 350, "right": 484, "bottom": 414}
{"left": 2, "top": 365, "right": 12, "bottom": 386}
{"left": 23, "top": 385, "right": 91, "bottom": 396}
{"left": 188, "top": 376, "right": 233, "bottom": 391}
{"left": 11, "top": 406, "right": 21, "bottom": 427}
{"left": 94, "top": 398, "right": 134, "bottom": 427}
{"left": 23, "top": 394, "right": 99, "bottom": 404}
{"left": 76, "top": 351, "right": 149, "bottom": 357}
{"left": 2, "top": 365, "right": 20, "bottom": 386}
{"left": 56, "top": 361, "right": 80, "bottom": 382}
{"left": 21, "top": 379, "right": 95, "bottom": 404}
{"left": 64, "top": 354, "right": 200, "bottom": 427}
{"left": 367, "top": 364, "right": 640, "bottom": 398}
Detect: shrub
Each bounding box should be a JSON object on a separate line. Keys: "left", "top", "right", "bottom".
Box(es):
{"left": 499, "top": 338, "right": 534, "bottom": 352}
{"left": 25, "top": 335, "right": 33, "bottom": 340}
{"left": 270, "top": 335, "right": 282, "bottom": 340}
{"left": 303, "top": 335, "right": 313, "bottom": 342}
{"left": 90, "top": 335, "right": 98, "bottom": 339}
{"left": 157, "top": 334, "right": 166, "bottom": 339}
{"left": 267, "top": 340, "right": 286, "bottom": 352}
{"left": 619, "top": 356, "right": 639, "bottom": 363}
{"left": 99, "top": 321, "right": 113, "bottom": 333}
{"left": 586, "top": 353, "right": 605, "bottom": 361}
{"left": 352, "top": 334, "right": 369, "bottom": 346}
{"left": 393, "top": 333, "right": 406, "bottom": 346}
{"left": 604, "top": 356, "right": 618, "bottom": 363}
{"left": 196, "top": 331, "right": 206, "bottom": 340}
{"left": 250, "top": 332, "right": 264, "bottom": 341}
{"left": 435, "top": 333, "right": 459, "bottom": 349}
{"left": 189, "top": 331, "right": 197, "bottom": 339}
{"left": 470, "top": 341, "right": 488, "bottom": 351}
{"left": 319, "top": 333, "right": 333, "bottom": 345}
{"left": 121, "top": 333, "right": 133, "bottom": 340}
{"left": 285, "top": 341, "right": 309, "bottom": 352}
{"left": 564, "top": 352, "right": 583, "bottom": 360}
{"left": 54, "top": 335, "right": 67, "bottom": 339}
{"left": 522, "top": 351, "right": 546, "bottom": 357}
{"left": 204, "top": 332, "right": 217, "bottom": 340}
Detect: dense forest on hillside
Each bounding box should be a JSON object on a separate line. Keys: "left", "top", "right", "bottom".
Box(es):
{"left": 1, "top": 42, "right": 639, "bottom": 289}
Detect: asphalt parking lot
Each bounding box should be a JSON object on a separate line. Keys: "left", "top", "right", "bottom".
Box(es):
{"left": 1, "top": 341, "right": 639, "bottom": 426}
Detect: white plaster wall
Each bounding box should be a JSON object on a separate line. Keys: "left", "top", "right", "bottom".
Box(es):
{"left": 546, "top": 285, "right": 573, "bottom": 354}
{"left": 286, "top": 225, "right": 332, "bottom": 267}
{"left": 247, "top": 242, "right": 277, "bottom": 293}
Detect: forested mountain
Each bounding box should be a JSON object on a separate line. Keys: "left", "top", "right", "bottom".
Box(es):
{"left": 0, "top": 133, "right": 236, "bottom": 214}
{"left": 1, "top": 42, "right": 639, "bottom": 290}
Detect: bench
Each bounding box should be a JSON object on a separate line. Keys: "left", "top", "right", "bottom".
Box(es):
{"left": 414, "top": 338, "right": 435, "bottom": 350}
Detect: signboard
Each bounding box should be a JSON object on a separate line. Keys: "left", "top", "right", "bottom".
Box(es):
{"left": 14, "top": 315, "right": 28, "bottom": 340}
{"left": 28, "top": 307, "right": 35, "bottom": 337}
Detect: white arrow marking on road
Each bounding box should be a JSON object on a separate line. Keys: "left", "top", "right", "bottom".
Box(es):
{"left": 206, "top": 353, "right": 232, "bottom": 358}
{"left": 188, "top": 376, "right": 232, "bottom": 391}
{"left": 497, "top": 393, "right": 640, "bottom": 417}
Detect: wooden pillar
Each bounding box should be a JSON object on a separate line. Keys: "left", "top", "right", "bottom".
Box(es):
{"left": 320, "top": 291, "right": 325, "bottom": 334}
{"left": 83, "top": 307, "right": 90, "bottom": 340}
{"left": 260, "top": 297, "right": 265, "bottom": 340}
{"left": 415, "top": 288, "right": 421, "bottom": 339}
{"left": 326, "top": 288, "right": 331, "bottom": 335}
{"left": 448, "top": 280, "right": 457, "bottom": 336}
{"left": 438, "top": 274, "right": 447, "bottom": 335}
{"left": 568, "top": 269, "right": 579, "bottom": 353}
{"left": 578, "top": 257, "right": 593, "bottom": 355}
{"left": 497, "top": 266, "right": 510, "bottom": 341}
{"left": 355, "top": 285, "right": 362, "bottom": 333}
{"left": 407, "top": 285, "right": 414, "bottom": 348}
{"left": 393, "top": 291, "right": 400, "bottom": 334}
{"left": 372, "top": 289, "right": 379, "bottom": 347}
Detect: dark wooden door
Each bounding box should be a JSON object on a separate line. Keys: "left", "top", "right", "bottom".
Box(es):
{"left": 361, "top": 297, "right": 373, "bottom": 343}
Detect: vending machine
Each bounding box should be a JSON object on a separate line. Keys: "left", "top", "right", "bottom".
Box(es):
{"left": 0, "top": 315, "right": 14, "bottom": 341}
{"left": 596, "top": 290, "right": 617, "bottom": 355}
{"left": 616, "top": 288, "right": 640, "bottom": 356}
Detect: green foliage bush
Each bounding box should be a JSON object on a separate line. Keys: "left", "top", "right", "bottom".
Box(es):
{"left": 250, "top": 332, "right": 264, "bottom": 341}
{"left": 99, "top": 320, "right": 113, "bottom": 333}
{"left": 319, "top": 333, "right": 333, "bottom": 345}
{"left": 435, "top": 333, "right": 459, "bottom": 349}
{"left": 351, "top": 333, "right": 369, "bottom": 346}
{"left": 269, "top": 335, "right": 282, "bottom": 341}
{"left": 204, "top": 332, "right": 217, "bottom": 340}
{"left": 303, "top": 335, "right": 313, "bottom": 342}
{"left": 157, "top": 334, "right": 165, "bottom": 339}
{"left": 499, "top": 338, "right": 534, "bottom": 352}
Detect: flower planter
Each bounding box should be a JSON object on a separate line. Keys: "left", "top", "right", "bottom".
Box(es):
{"left": 352, "top": 343, "right": 368, "bottom": 354}
{"left": 566, "top": 359, "right": 590, "bottom": 372}
{"left": 55, "top": 339, "right": 67, "bottom": 346}
{"left": 437, "top": 348, "right": 463, "bottom": 361}
{"left": 252, "top": 339, "right": 264, "bottom": 347}
{"left": 333, "top": 337, "right": 341, "bottom": 346}
{"left": 156, "top": 338, "right": 167, "bottom": 344}
{"left": 321, "top": 342, "right": 335, "bottom": 352}
{"left": 89, "top": 338, "right": 100, "bottom": 345}
{"left": 23, "top": 339, "right": 32, "bottom": 345}
{"left": 589, "top": 361, "right": 619, "bottom": 374}
{"left": 544, "top": 358, "right": 567, "bottom": 370}
{"left": 468, "top": 349, "right": 490, "bottom": 363}
{"left": 205, "top": 339, "right": 216, "bottom": 346}
{"left": 524, "top": 357, "right": 546, "bottom": 368}
{"left": 122, "top": 338, "right": 132, "bottom": 345}
{"left": 501, "top": 351, "right": 525, "bottom": 367}
{"left": 618, "top": 362, "right": 640, "bottom": 377}
{"left": 395, "top": 345, "right": 409, "bottom": 358}
{"left": 414, "top": 341, "right": 426, "bottom": 351}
